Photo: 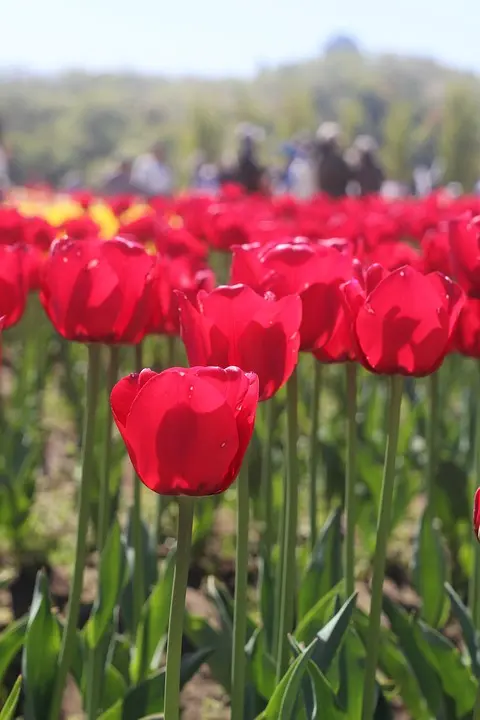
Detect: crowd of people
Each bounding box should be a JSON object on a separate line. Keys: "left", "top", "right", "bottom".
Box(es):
{"left": 0, "top": 118, "right": 462, "bottom": 201}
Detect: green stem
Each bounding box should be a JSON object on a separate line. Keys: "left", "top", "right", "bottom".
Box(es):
{"left": 98, "top": 346, "right": 120, "bottom": 550}
{"left": 344, "top": 362, "right": 357, "bottom": 598}
{"left": 272, "top": 463, "right": 287, "bottom": 659}
{"left": 155, "top": 336, "right": 177, "bottom": 548}
{"left": 426, "top": 372, "right": 439, "bottom": 512}
{"left": 231, "top": 460, "right": 250, "bottom": 720}
{"left": 133, "top": 342, "right": 145, "bottom": 632}
{"left": 49, "top": 344, "right": 102, "bottom": 720}
{"left": 261, "top": 398, "right": 276, "bottom": 558}
{"left": 309, "top": 360, "right": 322, "bottom": 551}
{"left": 164, "top": 496, "right": 195, "bottom": 720}
{"left": 470, "top": 363, "right": 480, "bottom": 625}
{"left": 361, "top": 375, "right": 404, "bottom": 720}
{"left": 87, "top": 345, "right": 120, "bottom": 720}
{"left": 276, "top": 368, "right": 299, "bottom": 682}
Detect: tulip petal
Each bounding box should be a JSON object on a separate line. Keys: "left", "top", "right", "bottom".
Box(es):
{"left": 126, "top": 370, "right": 240, "bottom": 495}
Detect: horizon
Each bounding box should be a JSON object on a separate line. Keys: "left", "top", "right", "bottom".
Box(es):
{"left": 1, "top": 0, "right": 480, "bottom": 79}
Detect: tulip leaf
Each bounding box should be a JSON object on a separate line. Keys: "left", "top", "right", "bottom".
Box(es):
{"left": 354, "top": 609, "right": 430, "bottom": 720}
{"left": 121, "top": 515, "right": 157, "bottom": 636}
{"left": 0, "top": 675, "right": 22, "bottom": 720}
{"left": 98, "top": 647, "right": 212, "bottom": 720}
{"left": 85, "top": 521, "right": 129, "bottom": 648}
{"left": 101, "top": 664, "right": 128, "bottom": 712}
{"left": 22, "top": 570, "right": 61, "bottom": 720}
{"left": 412, "top": 509, "right": 447, "bottom": 628}
{"left": 111, "top": 634, "right": 132, "bottom": 685}
{"left": 307, "top": 662, "right": 347, "bottom": 720}
{"left": 445, "top": 582, "right": 480, "bottom": 677}
{"left": 382, "top": 595, "right": 447, "bottom": 718}
{"left": 130, "top": 547, "right": 176, "bottom": 684}
{"left": 184, "top": 611, "right": 231, "bottom": 691}
{"left": 418, "top": 620, "right": 477, "bottom": 717}
{"left": 0, "top": 615, "right": 27, "bottom": 684}
{"left": 245, "top": 627, "right": 276, "bottom": 702}
{"left": 298, "top": 508, "right": 342, "bottom": 620}
{"left": 308, "top": 593, "right": 357, "bottom": 674}
{"left": 259, "top": 635, "right": 320, "bottom": 719}
{"left": 294, "top": 583, "right": 342, "bottom": 645}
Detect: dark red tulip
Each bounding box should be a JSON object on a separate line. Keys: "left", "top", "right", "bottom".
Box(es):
{"left": 474, "top": 488, "right": 480, "bottom": 542}
{"left": 24, "top": 216, "right": 56, "bottom": 252}
{"left": 111, "top": 365, "right": 259, "bottom": 496}
{"left": 342, "top": 265, "right": 464, "bottom": 376}
{"left": 177, "top": 284, "right": 302, "bottom": 401}
{"left": 455, "top": 295, "right": 480, "bottom": 357}
{"left": 421, "top": 226, "right": 452, "bottom": 276}
{"left": 70, "top": 190, "right": 94, "bottom": 210}
{"left": 0, "top": 208, "right": 24, "bottom": 245}
{"left": 120, "top": 213, "right": 159, "bottom": 245}
{"left": 0, "top": 245, "right": 27, "bottom": 328}
{"left": 59, "top": 216, "right": 100, "bottom": 240}
{"left": 449, "top": 216, "right": 480, "bottom": 297}
{"left": 148, "top": 255, "right": 215, "bottom": 336}
{"left": 40, "top": 237, "right": 154, "bottom": 344}
{"left": 107, "top": 195, "right": 136, "bottom": 218}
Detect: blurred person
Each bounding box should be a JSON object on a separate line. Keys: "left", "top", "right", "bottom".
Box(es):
{"left": 218, "top": 151, "right": 238, "bottom": 187}
{"left": 131, "top": 141, "right": 174, "bottom": 197}
{"left": 190, "top": 151, "right": 219, "bottom": 193}
{"left": 102, "top": 155, "right": 139, "bottom": 196}
{"left": 288, "top": 137, "right": 316, "bottom": 199}
{"left": 235, "top": 123, "right": 265, "bottom": 194}
{"left": 349, "top": 135, "right": 385, "bottom": 195}
{"left": 314, "top": 122, "right": 351, "bottom": 198}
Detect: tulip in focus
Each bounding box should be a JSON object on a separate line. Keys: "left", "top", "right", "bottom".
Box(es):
{"left": 111, "top": 365, "right": 259, "bottom": 495}
{"left": 342, "top": 264, "right": 464, "bottom": 375}
{"left": 177, "top": 283, "right": 302, "bottom": 401}
{"left": 40, "top": 236, "right": 154, "bottom": 343}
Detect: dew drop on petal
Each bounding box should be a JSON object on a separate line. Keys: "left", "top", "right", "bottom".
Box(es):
{"left": 220, "top": 441, "right": 227, "bottom": 448}
{"left": 87, "top": 259, "right": 100, "bottom": 270}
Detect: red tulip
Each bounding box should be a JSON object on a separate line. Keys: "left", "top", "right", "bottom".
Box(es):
{"left": 59, "top": 216, "right": 100, "bottom": 240}
{"left": 449, "top": 216, "right": 480, "bottom": 297}
{"left": 455, "top": 295, "right": 480, "bottom": 357}
{"left": 107, "top": 195, "right": 136, "bottom": 218}
{"left": 111, "top": 365, "right": 259, "bottom": 495}
{"left": 342, "top": 265, "right": 464, "bottom": 376}
{"left": 0, "top": 245, "right": 27, "bottom": 328}
{"left": 148, "top": 255, "right": 215, "bottom": 336}
{"left": 71, "top": 190, "right": 94, "bottom": 210}
{"left": 0, "top": 208, "right": 24, "bottom": 245}
{"left": 120, "top": 214, "right": 159, "bottom": 245}
{"left": 474, "top": 488, "right": 480, "bottom": 542}
{"left": 421, "top": 226, "right": 452, "bottom": 276}
{"left": 24, "top": 216, "right": 56, "bottom": 252}
{"left": 40, "top": 237, "right": 154, "bottom": 344}
{"left": 177, "top": 284, "right": 302, "bottom": 401}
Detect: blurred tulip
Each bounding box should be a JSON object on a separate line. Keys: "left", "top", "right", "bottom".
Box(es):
{"left": 40, "top": 236, "right": 154, "bottom": 343}
{"left": 148, "top": 255, "right": 215, "bottom": 336}
{"left": 177, "top": 283, "right": 302, "bottom": 401}
{"left": 0, "top": 245, "right": 27, "bottom": 328}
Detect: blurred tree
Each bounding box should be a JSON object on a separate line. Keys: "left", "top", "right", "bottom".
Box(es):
{"left": 440, "top": 82, "right": 480, "bottom": 190}
{"left": 338, "top": 98, "right": 365, "bottom": 145}
{"left": 382, "top": 102, "right": 414, "bottom": 182}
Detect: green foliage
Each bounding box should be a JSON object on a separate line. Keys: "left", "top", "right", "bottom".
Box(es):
{"left": 3, "top": 49, "right": 479, "bottom": 184}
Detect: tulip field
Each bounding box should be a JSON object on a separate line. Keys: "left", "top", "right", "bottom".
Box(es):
{"left": 3, "top": 186, "right": 480, "bottom": 720}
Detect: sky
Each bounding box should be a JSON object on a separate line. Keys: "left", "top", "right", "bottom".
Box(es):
{"left": 1, "top": 0, "right": 479, "bottom": 77}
